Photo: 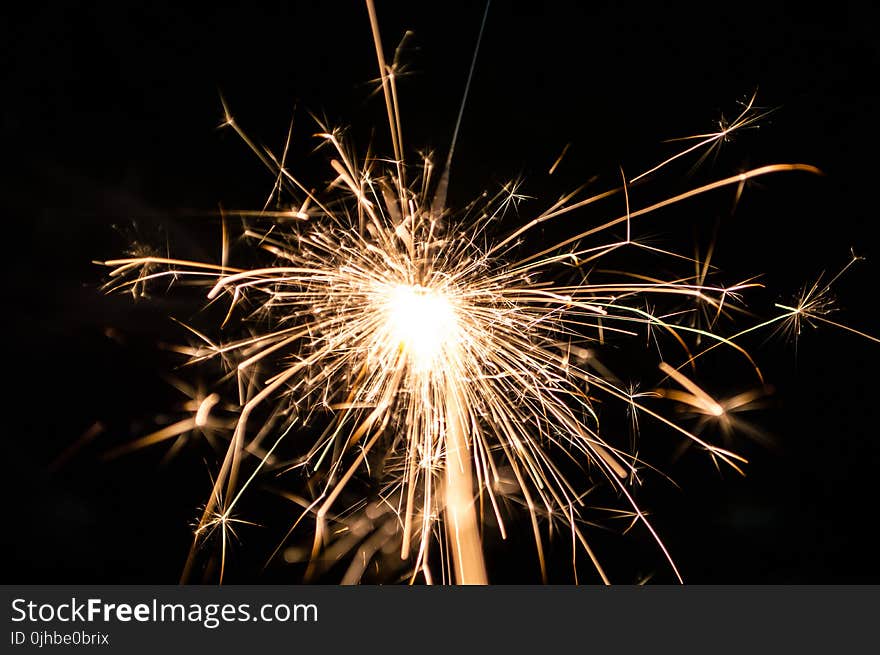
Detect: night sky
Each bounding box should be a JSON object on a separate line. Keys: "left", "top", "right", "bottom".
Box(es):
{"left": 3, "top": 1, "right": 880, "bottom": 583}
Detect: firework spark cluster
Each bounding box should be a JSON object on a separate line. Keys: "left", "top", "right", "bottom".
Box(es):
{"left": 101, "top": 2, "right": 874, "bottom": 584}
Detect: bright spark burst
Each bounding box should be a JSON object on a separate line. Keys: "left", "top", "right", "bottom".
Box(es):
{"left": 99, "top": 2, "right": 876, "bottom": 584}
{"left": 383, "top": 284, "right": 458, "bottom": 368}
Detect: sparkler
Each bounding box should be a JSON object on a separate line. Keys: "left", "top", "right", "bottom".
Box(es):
{"left": 100, "top": 2, "right": 874, "bottom": 584}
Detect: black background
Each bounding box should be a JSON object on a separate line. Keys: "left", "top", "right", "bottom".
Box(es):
{"left": 3, "top": 1, "right": 879, "bottom": 583}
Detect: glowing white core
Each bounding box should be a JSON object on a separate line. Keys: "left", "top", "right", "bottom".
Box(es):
{"left": 385, "top": 284, "right": 458, "bottom": 365}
